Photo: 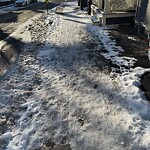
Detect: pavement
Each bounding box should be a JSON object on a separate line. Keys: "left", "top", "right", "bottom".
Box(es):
{"left": 0, "top": 18, "right": 31, "bottom": 76}
{"left": 0, "top": 0, "right": 75, "bottom": 78}
{"left": 0, "top": 2, "right": 150, "bottom": 149}
{"left": 0, "top": 0, "right": 150, "bottom": 100}
{"left": 0, "top": 1, "right": 59, "bottom": 77}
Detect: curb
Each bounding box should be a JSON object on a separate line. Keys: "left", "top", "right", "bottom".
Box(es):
{"left": 0, "top": 24, "right": 32, "bottom": 77}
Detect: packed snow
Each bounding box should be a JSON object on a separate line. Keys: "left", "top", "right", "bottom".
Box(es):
{"left": 0, "top": 1, "right": 150, "bottom": 150}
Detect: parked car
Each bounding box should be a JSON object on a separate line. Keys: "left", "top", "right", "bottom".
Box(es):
{"left": 15, "top": 0, "right": 37, "bottom": 7}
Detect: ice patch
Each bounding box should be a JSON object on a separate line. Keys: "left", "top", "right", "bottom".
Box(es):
{"left": 37, "top": 49, "right": 55, "bottom": 59}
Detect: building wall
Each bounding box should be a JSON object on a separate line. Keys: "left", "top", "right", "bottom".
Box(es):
{"left": 111, "top": 0, "right": 137, "bottom": 11}
{"left": 92, "top": 0, "right": 137, "bottom": 11}
{"left": 144, "top": 0, "right": 150, "bottom": 29}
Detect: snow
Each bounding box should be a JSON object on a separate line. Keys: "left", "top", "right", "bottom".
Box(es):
{"left": 0, "top": 1, "right": 150, "bottom": 150}
{"left": 87, "top": 25, "right": 137, "bottom": 70}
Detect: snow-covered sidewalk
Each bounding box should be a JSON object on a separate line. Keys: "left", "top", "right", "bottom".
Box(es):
{"left": 0, "top": 1, "right": 150, "bottom": 150}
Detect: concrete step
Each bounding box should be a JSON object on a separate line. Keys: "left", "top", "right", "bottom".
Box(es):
{"left": 91, "top": 15, "right": 102, "bottom": 26}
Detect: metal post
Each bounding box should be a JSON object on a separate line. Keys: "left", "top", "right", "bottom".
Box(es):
{"left": 87, "top": 0, "right": 92, "bottom": 15}
{"left": 78, "top": 0, "right": 80, "bottom": 6}
{"left": 46, "top": 2, "right": 49, "bottom": 14}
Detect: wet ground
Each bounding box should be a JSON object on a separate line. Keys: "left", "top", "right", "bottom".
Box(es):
{"left": 109, "top": 24, "right": 150, "bottom": 100}
{"left": 109, "top": 24, "right": 150, "bottom": 68}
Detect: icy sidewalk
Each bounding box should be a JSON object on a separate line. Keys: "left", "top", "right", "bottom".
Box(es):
{"left": 0, "top": 1, "right": 150, "bottom": 150}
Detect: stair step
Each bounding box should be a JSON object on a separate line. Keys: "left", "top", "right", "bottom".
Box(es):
{"left": 91, "top": 15, "right": 102, "bottom": 26}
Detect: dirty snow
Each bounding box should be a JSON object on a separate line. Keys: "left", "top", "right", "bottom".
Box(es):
{"left": 0, "top": 1, "right": 150, "bottom": 150}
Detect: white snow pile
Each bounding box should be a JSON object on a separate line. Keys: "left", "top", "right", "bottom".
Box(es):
{"left": 0, "top": 1, "right": 150, "bottom": 150}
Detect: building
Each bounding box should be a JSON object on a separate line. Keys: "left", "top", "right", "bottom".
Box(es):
{"left": 91, "top": 0, "right": 138, "bottom": 26}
